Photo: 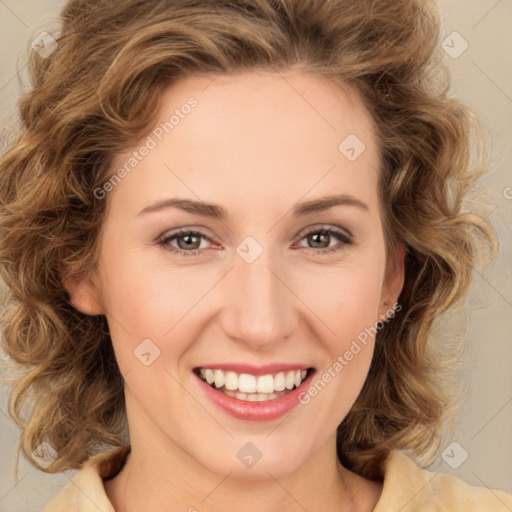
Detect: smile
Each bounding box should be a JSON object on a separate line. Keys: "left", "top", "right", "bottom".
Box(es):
{"left": 195, "top": 367, "right": 312, "bottom": 401}
{"left": 193, "top": 365, "right": 316, "bottom": 421}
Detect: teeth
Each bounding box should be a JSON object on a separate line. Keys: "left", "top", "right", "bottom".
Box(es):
{"left": 274, "top": 372, "right": 286, "bottom": 391}
{"left": 223, "top": 389, "right": 275, "bottom": 401}
{"left": 285, "top": 371, "right": 295, "bottom": 390}
{"left": 197, "top": 367, "right": 310, "bottom": 394}
{"left": 256, "top": 374, "right": 274, "bottom": 394}
{"left": 239, "top": 373, "right": 256, "bottom": 393}
{"left": 214, "top": 369, "right": 225, "bottom": 388}
{"left": 204, "top": 369, "right": 215, "bottom": 385}
{"left": 224, "top": 371, "right": 238, "bottom": 391}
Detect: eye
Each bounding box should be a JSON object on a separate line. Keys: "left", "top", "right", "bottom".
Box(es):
{"left": 158, "top": 229, "right": 213, "bottom": 257}
{"left": 157, "top": 225, "right": 354, "bottom": 257}
{"left": 293, "top": 225, "right": 354, "bottom": 255}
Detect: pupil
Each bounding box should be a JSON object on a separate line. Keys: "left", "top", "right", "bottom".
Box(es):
{"left": 310, "top": 232, "right": 328, "bottom": 248}
{"left": 179, "top": 234, "right": 198, "bottom": 250}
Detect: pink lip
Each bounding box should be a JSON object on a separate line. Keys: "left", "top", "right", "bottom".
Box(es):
{"left": 194, "top": 369, "right": 315, "bottom": 422}
{"left": 196, "top": 363, "right": 311, "bottom": 376}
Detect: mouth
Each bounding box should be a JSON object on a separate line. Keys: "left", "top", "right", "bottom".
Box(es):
{"left": 193, "top": 367, "right": 315, "bottom": 402}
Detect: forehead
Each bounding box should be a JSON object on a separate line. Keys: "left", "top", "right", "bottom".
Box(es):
{"left": 108, "top": 70, "right": 381, "bottom": 220}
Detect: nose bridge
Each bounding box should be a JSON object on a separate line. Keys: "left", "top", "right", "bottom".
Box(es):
{"left": 222, "top": 247, "right": 295, "bottom": 349}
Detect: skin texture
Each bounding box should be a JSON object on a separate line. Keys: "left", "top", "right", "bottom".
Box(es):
{"left": 66, "top": 70, "right": 404, "bottom": 512}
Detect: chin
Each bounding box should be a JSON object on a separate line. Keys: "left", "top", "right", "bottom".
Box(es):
{"left": 188, "top": 435, "right": 315, "bottom": 480}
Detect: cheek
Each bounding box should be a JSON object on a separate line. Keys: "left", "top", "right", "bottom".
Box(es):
{"left": 297, "top": 257, "right": 386, "bottom": 347}
{"left": 97, "top": 247, "right": 223, "bottom": 370}
{"left": 289, "top": 258, "right": 386, "bottom": 432}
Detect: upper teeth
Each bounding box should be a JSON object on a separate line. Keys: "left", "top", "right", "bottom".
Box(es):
{"left": 199, "top": 368, "right": 308, "bottom": 394}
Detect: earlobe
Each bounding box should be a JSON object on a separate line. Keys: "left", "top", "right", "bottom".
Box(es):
{"left": 61, "top": 270, "right": 105, "bottom": 316}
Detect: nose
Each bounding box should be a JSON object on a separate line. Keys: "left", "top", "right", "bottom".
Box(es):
{"left": 219, "top": 251, "right": 296, "bottom": 351}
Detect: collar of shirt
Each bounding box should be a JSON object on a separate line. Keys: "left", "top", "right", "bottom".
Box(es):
{"left": 43, "top": 446, "right": 512, "bottom": 512}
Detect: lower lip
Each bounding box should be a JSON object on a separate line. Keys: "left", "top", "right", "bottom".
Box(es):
{"left": 195, "top": 371, "right": 315, "bottom": 421}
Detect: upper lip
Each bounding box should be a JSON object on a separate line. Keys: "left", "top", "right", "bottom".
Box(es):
{"left": 195, "top": 363, "right": 314, "bottom": 376}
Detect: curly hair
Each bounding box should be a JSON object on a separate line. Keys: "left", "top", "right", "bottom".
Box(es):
{"left": 0, "top": 0, "right": 497, "bottom": 480}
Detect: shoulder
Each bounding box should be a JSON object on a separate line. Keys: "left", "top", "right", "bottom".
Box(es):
{"left": 374, "top": 449, "right": 512, "bottom": 512}
{"left": 43, "top": 446, "right": 130, "bottom": 512}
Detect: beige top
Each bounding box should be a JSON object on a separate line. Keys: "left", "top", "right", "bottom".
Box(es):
{"left": 43, "top": 447, "right": 512, "bottom": 511}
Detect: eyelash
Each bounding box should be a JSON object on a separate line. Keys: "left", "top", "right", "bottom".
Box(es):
{"left": 157, "top": 226, "right": 354, "bottom": 257}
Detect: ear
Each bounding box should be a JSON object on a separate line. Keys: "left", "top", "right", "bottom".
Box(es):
{"left": 379, "top": 243, "right": 406, "bottom": 319}
{"left": 61, "top": 268, "right": 105, "bottom": 316}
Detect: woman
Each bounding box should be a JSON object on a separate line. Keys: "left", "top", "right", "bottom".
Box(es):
{"left": 0, "top": 0, "right": 510, "bottom": 510}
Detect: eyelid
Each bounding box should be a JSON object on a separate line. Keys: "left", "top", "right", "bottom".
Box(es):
{"left": 157, "top": 226, "right": 217, "bottom": 242}
{"left": 157, "top": 223, "right": 355, "bottom": 256}
{"left": 295, "top": 223, "right": 354, "bottom": 241}
{"left": 157, "top": 224, "right": 353, "bottom": 245}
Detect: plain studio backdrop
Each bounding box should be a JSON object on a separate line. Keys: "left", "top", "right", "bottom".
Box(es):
{"left": 0, "top": 1, "right": 511, "bottom": 510}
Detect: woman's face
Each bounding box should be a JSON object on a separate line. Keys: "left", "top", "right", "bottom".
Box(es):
{"left": 72, "top": 70, "right": 403, "bottom": 479}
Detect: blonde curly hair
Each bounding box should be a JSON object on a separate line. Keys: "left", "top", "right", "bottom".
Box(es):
{"left": 0, "top": 0, "right": 496, "bottom": 480}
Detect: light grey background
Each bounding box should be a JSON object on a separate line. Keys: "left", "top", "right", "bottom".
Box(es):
{"left": 0, "top": 1, "right": 511, "bottom": 510}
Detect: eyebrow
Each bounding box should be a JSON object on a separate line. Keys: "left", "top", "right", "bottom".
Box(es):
{"left": 137, "top": 193, "right": 369, "bottom": 219}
